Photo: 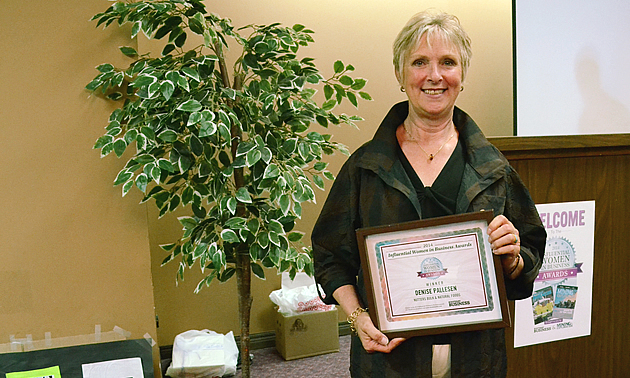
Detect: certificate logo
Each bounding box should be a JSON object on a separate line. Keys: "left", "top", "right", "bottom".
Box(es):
{"left": 418, "top": 257, "right": 448, "bottom": 280}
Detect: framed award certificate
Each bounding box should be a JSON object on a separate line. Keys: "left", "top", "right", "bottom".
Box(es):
{"left": 356, "top": 211, "right": 510, "bottom": 338}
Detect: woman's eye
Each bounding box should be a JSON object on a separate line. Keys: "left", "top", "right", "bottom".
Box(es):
{"left": 412, "top": 60, "right": 425, "bottom": 66}
{"left": 443, "top": 59, "right": 457, "bottom": 66}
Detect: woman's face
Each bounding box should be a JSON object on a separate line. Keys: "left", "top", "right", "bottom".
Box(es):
{"left": 398, "top": 34, "right": 463, "bottom": 122}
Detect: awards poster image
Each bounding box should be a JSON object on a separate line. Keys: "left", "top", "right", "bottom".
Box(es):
{"left": 514, "top": 201, "right": 594, "bottom": 348}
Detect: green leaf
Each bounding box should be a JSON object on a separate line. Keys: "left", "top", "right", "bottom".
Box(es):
{"left": 158, "top": 129, "right": 178, "bottom": 142}
{"left": 281, "top": 139, "right": 297, "bottom": 154}
{"left": 322, "top": 99, "right": 336, "bottom": 111}
{"left": 158, "top": 159, "right": 175, "bottom": 172}
{"left": 178, "top": 217, "right": 198, "bottom": 230}
{"left": 279, "top": 194, "right": 290, "bottom": 215}
{"left": 150, "top": 165, "right": 162, "bottom": 183}
{"left": 177, "top": 99, "right": 202, "bottom": 112}
{"left": 119, "top": 46, "right": 137, "bottom": 57}
{"left": 133, "top": 74, "right": 156, "bottom": 87}
{"left": 187, "top": 112, "right": 203, "bottom": 126}
{"left": 131, "top": 22, "right": 141, "bottom": 39}
{"left": 323, "top": 84, "right": 334, "bottom": 100}
{"left": 141, "top": 126, "right": 156, "bottom": 140}
{"left": 288, "top": 231, "right": 304, "bottom": 242}
{"left": 190, "top": 134, "right": 203, "bottom": 156}
{"left": 247, "top": 218, "right": 260, "bottom": 234}
{"left": 307, "top": 132, "right": 324, "bottom": 142}
{"left": 122, "top": 179, "right": 134, "bottom": 197}
{"left": 135, "top": 173, "right": 149, "bottom": 192}
{"left": 162, "top": 43, "right": 175, "bottom": 56}
{"left": 160, "top": 242, "right": 177, "bottom": 252}
{"left": 316, "top": 115, "right": 328, "bottom": 127}
{"left": 181, "top": 66, "right": 200, "bottom": 82}
{"left": 249, "top": 243, "right": 262, "bottom": 260}
{"left": 251, "top": 262, "right": 266, "bottom": 279}
{"left": 182, "top": 186, "right": 194, "bottom": 205}
{"left": 97, "top": 63, "right": 114, "bottom": 73}
{"left": 227, "top": 197, "right": 237, "bottom": 214}
{"left": 313, "top": 175, "right": 325, "bottom": 190}
{"left": 113, "top": 139, "right": 127, "bottom": 157}
{"left": 313, "top": 162, "right": 328, "bottom": 171}
{"left": 114, "top": 170, "right": 133, "bottom": 186}
{"left": 339, "top": 75, "right": 353, "bottom": 86}
{"left": 263, "top": 164, "right": 280, "bottom": 179}
{"left": 236, "top": 187, "right": 252, "bottom": 203}
{"left": 199, "top": 121, "right": 217, "bottom": 137}
{"left": 189, "top": 17, "right": 204, "bottom": 35}
{"left": 351, "top": 78, "right": 367, "bottom": 90}
{"left": 94, "top": 135, "right": 113, "bottom": 149}
{"left": 160, "top": 80, "right": 175, "bottom": 101}
{"left": 178, "top": 155, "right": 192, "bottom": 173}
{"left": 333, "top": 60, "right": 344, "bottom": 74}
{"left": 297, "top": 253, "right": 311, "bottom": 271}
{"left": 268, "top": 219, "right": 285, "bottom": 235}
{"left": 194, "top": 275, "right": 214, "bottom": 293}
{"left": 100, "top": 143, "right": 113, "bottom": 158}
{"left": 218, "top": 268, "right": 236, "bottom": 282}
{"left": 221, "top": 229, "right": 240, "bottom": 243}
{"left": 246, "top": 149, "right": 262, "bottom": 167}
{"left": 260, "top": 147, "right": 272, "bottom": 164}
{"left": 174, "top": 31, "right": 187, "bottom": 47}
{"left": 359, "top": 91, "right": 373, "bottom": 101}
{"left": 85, "top": 78, "right": 102, "bottom": 91}
{"left": 236, "top": 141, "right": 256, "bottom": 156}
{"left": 347, "top": 91, "right": 358, "bottom": 107}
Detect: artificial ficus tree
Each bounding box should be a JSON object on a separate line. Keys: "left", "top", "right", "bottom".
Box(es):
{"left": 87, "top": 0, "right": 370, "bottom": 375}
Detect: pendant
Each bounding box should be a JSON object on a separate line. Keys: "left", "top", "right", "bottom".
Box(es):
{"left": 429, "top": 154, "right": 434, "bottom": 161}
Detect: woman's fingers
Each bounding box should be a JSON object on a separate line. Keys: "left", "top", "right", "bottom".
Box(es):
{"left": 487, "top": 215, "right": 520, "bottom": 255}
{"left": 356, "top": 312, "right": 406, "bottom": 353}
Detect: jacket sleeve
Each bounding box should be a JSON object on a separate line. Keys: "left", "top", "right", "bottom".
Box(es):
{"left": 503, "top": 167, "right": 547, "bottom": 300}
{"left": 311, "top": 158, "right": 362, "bottom": 305}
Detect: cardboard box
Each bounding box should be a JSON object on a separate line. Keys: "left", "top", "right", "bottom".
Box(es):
{"left": 275, "top": 308, "right": 340, "bottom": 360}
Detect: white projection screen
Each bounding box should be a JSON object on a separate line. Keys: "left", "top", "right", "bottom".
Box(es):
{"left": 515, "top": 0, "right": 630, "bottom": 136}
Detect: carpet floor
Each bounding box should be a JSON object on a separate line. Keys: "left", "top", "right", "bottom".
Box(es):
{"left": 234, "top": 335, "right": 351, "bottom": 378}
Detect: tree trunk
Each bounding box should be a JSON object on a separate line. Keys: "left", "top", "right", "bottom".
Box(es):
{"left": 215, "top": 37, "right": 252, "bottom": 376}
{"left": 236, "top": 250, "right": 252, "bottom": 377}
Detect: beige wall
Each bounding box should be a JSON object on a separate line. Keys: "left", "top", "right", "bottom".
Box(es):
{"left": 0, "top": 0, "right": 159, "bottom": 372}
{"left": 0, "top": 0, "right": 513, "bottom": 359}
{"left": 150, "top": 0, "right": 514, "bottom": 345}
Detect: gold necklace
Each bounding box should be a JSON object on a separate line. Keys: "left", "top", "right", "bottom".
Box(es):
{"left": 404, "top": 123, "right": 456, "bottom": 161}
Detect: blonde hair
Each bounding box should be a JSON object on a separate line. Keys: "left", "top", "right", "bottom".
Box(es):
{"left": 393, "top": 10, "right": 472, "bottom": 82}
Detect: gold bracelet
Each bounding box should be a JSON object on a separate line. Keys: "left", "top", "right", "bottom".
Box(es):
{"left": 347, "top": 307, "right": 368, "bottom": 334}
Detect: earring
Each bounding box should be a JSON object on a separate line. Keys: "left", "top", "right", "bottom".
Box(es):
{"left": 460, "top": 86, "right": 464, "bottom": 92}
{"left": 400, "top": 86, "right": 406, "bottom": 92}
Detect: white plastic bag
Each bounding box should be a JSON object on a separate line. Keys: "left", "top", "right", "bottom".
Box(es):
{"left": 166, "top": 330, "right": 238, "bottom": 378}
{"left": 269, "top": 283, "right": 335, "bottom": 316}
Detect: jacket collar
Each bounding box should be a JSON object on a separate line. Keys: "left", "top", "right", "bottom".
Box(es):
{"left": 355, "top": 101, "right": 508, "bottom": 214}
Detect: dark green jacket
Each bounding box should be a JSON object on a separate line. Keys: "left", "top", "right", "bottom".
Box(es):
{"left": 312, "top": 102, "right": 546, "bottom": 377}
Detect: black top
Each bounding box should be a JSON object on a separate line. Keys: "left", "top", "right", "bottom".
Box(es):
{"left": 398, "top": 139, "right": 465, "bottom": 217}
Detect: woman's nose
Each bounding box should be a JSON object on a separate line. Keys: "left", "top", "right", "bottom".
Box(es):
{"left": 427, "top": 63, "right": 442, "bottom": 82}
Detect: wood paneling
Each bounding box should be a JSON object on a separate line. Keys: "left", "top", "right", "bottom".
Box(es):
{"left": 489, "top": 135, "right": 630, "bottom": 378}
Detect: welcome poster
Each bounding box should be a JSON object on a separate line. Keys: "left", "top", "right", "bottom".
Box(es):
{"left": 514, "top": 201, "right": 594, "bottom": 348}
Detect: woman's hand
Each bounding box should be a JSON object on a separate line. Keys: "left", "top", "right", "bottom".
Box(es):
{"left": 487, "top": 214, "right": 523, "bottom": 278}
{"left": 354, "top": 311, "right": 406, "bottom": 353}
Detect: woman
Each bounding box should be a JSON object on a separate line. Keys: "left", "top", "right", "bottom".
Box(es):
{"left": 312, "top": 10, "right": 546, "bottom": 378}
